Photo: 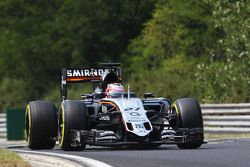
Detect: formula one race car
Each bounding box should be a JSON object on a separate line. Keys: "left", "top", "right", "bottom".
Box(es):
{"left": 25, "top": 63, "right": 204, "bottom": 150}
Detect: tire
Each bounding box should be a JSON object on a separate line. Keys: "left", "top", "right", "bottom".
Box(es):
{"left": 172, "top": 98, "right": 204, "bottom": 149}
{"left": 25, "top": 101, "right": 57, "bottom": 150}
{"left": 58, "top": 100, "right": 88, "bottom": 151}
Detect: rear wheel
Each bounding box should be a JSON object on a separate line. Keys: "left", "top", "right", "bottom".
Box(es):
{"left": 25, "top": 101, "right": 57, "bottom": 149}
{"left": 172, "top": 98, "right": 204, "bottom": 149}
{"left": 58, "top": 100, "right": 88, "bottom": 151}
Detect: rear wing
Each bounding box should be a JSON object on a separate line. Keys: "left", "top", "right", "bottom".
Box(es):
{"left": 60, "top": 64, "right": 121, "bottom": 101}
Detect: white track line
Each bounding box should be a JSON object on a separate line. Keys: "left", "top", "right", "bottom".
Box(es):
{"left": 12, "top": 149, "right": 113, "bottom": 167}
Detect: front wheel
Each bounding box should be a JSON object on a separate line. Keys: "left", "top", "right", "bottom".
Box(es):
{"left": 172, "top": 98, "right": 204, "bottom": 149}
{"left": 58, "top": 100, "right": 88, "bottom": 151}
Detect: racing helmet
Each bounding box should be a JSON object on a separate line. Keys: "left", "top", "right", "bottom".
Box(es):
{"left": 105, "top": 83, "right": 125, "bottom": 98}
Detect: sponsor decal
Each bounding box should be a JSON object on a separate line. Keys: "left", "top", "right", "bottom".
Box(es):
{"left": 134, "top": 123, "right": 144, "bottom": 129}
{"left": 129, "top": 112, "right": 141, "bottom": 116}
{"left": 139, "top": 130, "right": 146, "bottom": 133}
{"left": 127, "top": 119, "right": 147, "bottom": 123}
{"left": 99, "top": 116, "right": 110, "bottom": 121}
{"left": 102, "top": 105, "right": 108, "bottom": 113}
{"left": 65, "top": 68, "right": 121, "bottom": 82}
{"left": 67, "top": 68, "right": 111, "bottom": 77}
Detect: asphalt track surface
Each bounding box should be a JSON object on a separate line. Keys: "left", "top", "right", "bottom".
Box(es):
{"left": 11, "top": 139, "right": 250, "bottom": 167}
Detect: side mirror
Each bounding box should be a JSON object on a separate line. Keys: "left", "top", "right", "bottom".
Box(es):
{"left": 144, "top": 93, "right": 155, "bottom": 99}
{"left": 81, "top": 94, "right": 94, "bottom": 99}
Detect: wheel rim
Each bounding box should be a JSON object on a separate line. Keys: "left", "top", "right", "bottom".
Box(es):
{"left": 172, "top": 103, "right": 182, "bottom": 129}
{"left": 58, "top": 104, "right": 65, "bottom": 146}
{"left": 172, "top": 103, "right": 179, "bottom": 116}
{"left": 25, "top": 105, "right": 31, "bottom": 144}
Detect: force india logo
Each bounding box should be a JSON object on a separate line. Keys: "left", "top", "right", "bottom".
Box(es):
{"left": 67, "top": 68, "right": 111, "bottom": 77}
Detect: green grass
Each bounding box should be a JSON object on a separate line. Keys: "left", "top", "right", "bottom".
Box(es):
{"left": 205, "top": 133, "right": 250, "bottom": 141}
{"left": 0, "top": 149, "right": 31, "bottom": 167}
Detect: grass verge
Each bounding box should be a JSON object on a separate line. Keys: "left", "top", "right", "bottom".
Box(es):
{"left": 205, "top": 133, "right": 250, "bottom": 141}
{"left": 0, "top": 149, "right": 31, "bottom": 167}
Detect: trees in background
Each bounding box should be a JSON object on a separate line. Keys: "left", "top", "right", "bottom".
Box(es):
{"left": 196, "top": 0, "right": 250, "bottom": 102}
{"left": 123, "top": 0, "right": 249, "bottom": 103}
{"left": 0, "top": 0, "right": 156, "bottom": 110}
{"left": 0, "top": 0, "right": 249, "bottom": 110}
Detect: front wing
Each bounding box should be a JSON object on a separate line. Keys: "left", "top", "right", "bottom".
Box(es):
{"left": 69, "top": 128, "right": 204, "bottom": 147}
